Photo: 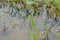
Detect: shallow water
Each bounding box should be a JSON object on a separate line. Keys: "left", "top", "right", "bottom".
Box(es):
{"left": 0, "top": 4, "right": 60, "bottom": 40}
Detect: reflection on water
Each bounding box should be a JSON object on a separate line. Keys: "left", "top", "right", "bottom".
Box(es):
{"left": 1, "top": 30, "right": 12, "bottom": 36}
{"left": 0, "top": 3, "right": 60, "bottom": 40}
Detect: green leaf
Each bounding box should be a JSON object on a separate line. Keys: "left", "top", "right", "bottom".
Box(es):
{"left": 56, "top": 33, "right": 60, "bottom": 40}
{"left": 26, "top": 1, "right": 36, "bottom": 5}
{"left": 33, "top": 34, "right": 37, "bottom": 40}
{"left": 29, "top": 14, "right": 37, "bottom": 32}
{"left": 54, "top": 0, "right": 60, "bottom": 4}
{"left": 29, "top": 31, "right": 33, "bottom": 40}
{"left": 37, "top": 31, "right": 40, "bottom": 40}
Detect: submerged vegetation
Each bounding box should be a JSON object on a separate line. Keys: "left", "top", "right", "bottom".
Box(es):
{"left": 0, "top": 0, "right": 60, "bottom": 40}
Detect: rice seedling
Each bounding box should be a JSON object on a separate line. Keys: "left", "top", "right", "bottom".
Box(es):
{"left": 29, "top": 14, "right": 40, "bottom": 40}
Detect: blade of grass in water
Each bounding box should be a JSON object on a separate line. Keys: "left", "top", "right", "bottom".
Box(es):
{"left": 29, "top": 14, "right": 37, "bottom": 40}
{"left": 29, "top": 14, "right": 40, "bottom": 40}
{"left": 29, "top": 14, "right": 36, "bottom": 32}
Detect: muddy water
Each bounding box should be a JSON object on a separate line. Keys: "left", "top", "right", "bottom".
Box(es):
{"left": 0, "top": 4, "right": 60, "bottom": 40}
{"left": 0, "top": 5, "right": 30, "bottom": 40}
{"left": 0, "top": 13, "right": 30, "bottom": 40}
